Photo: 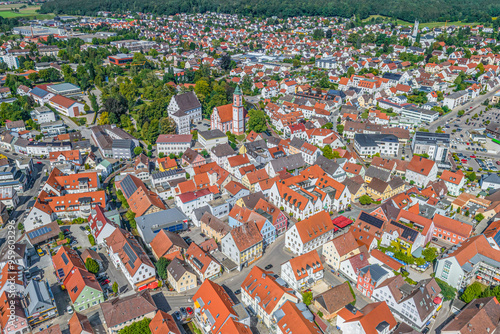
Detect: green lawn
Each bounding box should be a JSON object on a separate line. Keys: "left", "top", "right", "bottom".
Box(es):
{"left": 0, "top": 6, "right": 54, "bottom": 19}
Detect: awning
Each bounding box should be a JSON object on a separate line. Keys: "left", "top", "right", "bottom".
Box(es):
{"left": 332, "top": 215, "right": 352, "bottom": 228}
{"left": 433, "top": 297, "right": 442, "bottom": 304}
{"left": 493, "top": 277, "right": 500, "bottom": 282}
{"left": 138, "top": 281, "right": 158, "bottom": 291}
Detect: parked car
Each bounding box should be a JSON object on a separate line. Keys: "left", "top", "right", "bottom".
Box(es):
{"left": 79, "top": 226, "right": 86, "bottom": 231}
{"left": 186, "top": 307, "right": 193, "bottom": 316}
{"left": 234, "top": 289, "right": 241, "bottom": 295}
{"left": 67, "top": 306, "right": 74, "bottom": 314}
{"left": 173, "top": 311, "right": 182, "bottom": 322}
{"left": 180, "top": 307, "right": 187, "bottom": 319}
{"left": 264, "top": 264, "right": 273, "bottom": 270}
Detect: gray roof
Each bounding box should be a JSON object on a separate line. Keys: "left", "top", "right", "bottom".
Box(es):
{"left": 365, "top": 166, "right": 391, "bottom": 182}
{"left": 112, "top": 139, "right": 133, "bottom": 149}
{"left": 167, "top": 258, "right": 195, "bottom": 282}
{"left": 413, "top": 131, "right": 450, "bottom": 145}
{"left": 172, "top": 91, "right": 201, "bottom": 116}
{"left": 269, "top": 154, "right": 305, "bottom": 172}
{"left": 136, "top": 207, "right": 188, "bottom": 244}
{"left": 359, "top": 264, "right": 389, "bottom": 283}
{"left": 24, "top": 280, "right": 55, "bottom": 316}
{"left": 211, "top": 143, "right": 235, "bottom": 157}
{"left": 100, "top": 291, "right": 157, "bottom": 329}
{"left": 483, "top": 173, "right": 500, "bottom": 185}
{"left": 355, "top": 133, "right": 399, "bottom": 147}
{"left": 199, "top": 129, "right": 226, "bottom": 140}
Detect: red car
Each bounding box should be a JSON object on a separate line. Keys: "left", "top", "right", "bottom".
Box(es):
{"left": 461, "top": 159, "right": 468, "bottom": 163}
{"left": 37, "top": 162, "right": 43, "bottom": 164}
{"left": 102, "top": 279, "right": 110, "bottom": 285}
{"left": 186, "top": 307, "right": 193, "bottom": 316}
{"left": 470, "top": 155, "right": 476, "bottom": 158}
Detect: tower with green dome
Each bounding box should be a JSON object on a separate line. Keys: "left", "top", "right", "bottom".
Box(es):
{"left": 232, "top": 85, "right": 245, "bottom": 135}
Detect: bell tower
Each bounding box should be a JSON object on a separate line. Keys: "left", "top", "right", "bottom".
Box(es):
{"left": 232, "top": 85, "right": 244, "bottom": 134}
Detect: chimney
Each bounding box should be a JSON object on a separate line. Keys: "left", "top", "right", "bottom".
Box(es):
{"left": 479, "top": 303, "right": 484, "bottom": 309}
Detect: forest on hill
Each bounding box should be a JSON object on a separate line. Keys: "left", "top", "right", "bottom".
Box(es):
{"left": 39, "top": 0, "right": 500, "bottom": 23}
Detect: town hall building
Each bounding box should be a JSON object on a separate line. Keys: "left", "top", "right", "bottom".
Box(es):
{"left": 168, "top": 91, "right": 202, "bottom": 135}
{"left": 210, "top": 86, "right": 247, "bottom": 135}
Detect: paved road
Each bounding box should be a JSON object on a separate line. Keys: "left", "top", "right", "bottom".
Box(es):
{"left": 429, "top": 86, "right": 500, "bottom": 132}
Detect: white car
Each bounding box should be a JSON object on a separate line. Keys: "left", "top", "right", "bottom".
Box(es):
{"left": 67, "top": 306, "right": 74, "bottom": 314}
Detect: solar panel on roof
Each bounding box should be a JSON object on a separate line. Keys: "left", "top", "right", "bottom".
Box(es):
{"left": 359, "top": 212, "right": 384, "bottom": 228}
{"left": 120, "top": 175, "right": 138, "bottom": 198}
{"left": 123, "top": 243, "right": 137, "bottom": 268}
{"left": 390, "top": 221, "right": 418, "bottom": 242}
{"left": 57, "top": 268, "right": 65, "bottom": 278}
{"left": 28, "top": 226, "right": 52, "bottom": 239}
{"left": 61, "top": 253, "right": 69, "bottom": 265}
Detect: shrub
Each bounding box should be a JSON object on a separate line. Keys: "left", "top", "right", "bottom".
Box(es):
{"left": 302, "top": 291, "right": 313, "bottom": 305}
{"left": 461, "top": 282, "right": 484, "bottom": 303}
{"left": 85, "top": 258, "right": 100, "bottom": 274}
{"left": 88, "top": 234, "right": 96, "bottom": 246}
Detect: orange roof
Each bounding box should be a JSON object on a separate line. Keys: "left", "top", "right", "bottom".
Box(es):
{"left": 242, "top": 267, "right": 296, "bottom": 315}
{"left": 49, "top": 149, "right": 81, "bottom": 162}
{"left": 185, "top": 242, "right": 219, "bottom": 275}
{"left": 441, "top": 170, "right": 464, "bottom": 185}
{"left": 407, "top": 155, "right": 436, "bottom": 176}
{"left": 116, "top": 175, "right": 166, "bottom": 217}
{"left": 149, "top": 310, "right": 181, "bottom": 334}
{"left": 340, "top": 302, "right": 397, "bottom": 334}
{"left": 294, "top": 211, "right": 335, "bottom": 244}
{"left": 433, "top": 214, "right": 472, "bottom": 239}
{"left": 276, "top": 301, "right": 322, "bottom": 334}
{"left": 214, "top": 104, "right": 233, "bottom": 123}
{"left": 192, "top": 280, "right": 237, "bottom": 334}
{"left": 227, "top": 154, "right": 250, "bottom": 168}
{"left": 64, "top": 267, "right": 102, "bottom": 303}
{"left": 52, "top": 246, "right": 86, "bottom": 280}
{"left": 288, "top": 250, "right": 323, "bottom": 281}
{"left": 370, "top": 249, "right": 403, "bottom": 271}
{"left": 245, "top": 169, "right": 269, "bottom": 184}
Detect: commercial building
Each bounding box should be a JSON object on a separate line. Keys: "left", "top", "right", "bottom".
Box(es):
{"left": 354, "top": 133, "right": 399, "bottom": 157}
{"left": 412, "top": 131, "right": 450, "bottom": 166}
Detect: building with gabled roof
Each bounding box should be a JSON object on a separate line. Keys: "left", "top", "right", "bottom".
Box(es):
{"left": 372, "top": 276, "right": 441, "bottom": 330}
{"left": 149, "top": 229, "right": 189, "bottom": 261}
{"left": 221, "top": 222, "right": 263, "bottom": 271}
{"left": 336, "top": 302, "right": 397, "bottom": 334}
{"left": 356, "top": 264, "right": 391, "bottom": 298}
{"left": 241, "top": 266, "right": 298, "bottom": 328}
{"left": 441, "top": 296, "right": 500, "bottom": 334}
{"left": 64, "top": 267, "right": 104, "bottom": 312}
{"left": 192, "top": 280, "right": 250, "bottom": 334}
{"left": 149, "top": 310, "right": 181, "bottom": 334}
{"left": 185, "top": 242, "right": 221, "bottom": 281}
{"left": 52, "top": 245, "right": 86, "bottom": 283}
{"left": 406, "top": 155, "right": 438, "bottom": 188}
{"left": 273, "top": 300, "right": 322, "bottom": 334}
{"left": 435, "top": 234, "right": 500, "bottom": 289}
{"left": 166, "top": 258, "right": 197, "bottom": 293}
{"left": 105, "top": 228, "right": 156, "bottom": 290}
{"left": 100, "top": 290, "right": 157, "bottom": 334}
{"left": 285, "top": 211, "right": 336, "bottom": 256}
{"left": 281, "top": 250, "right": 324, "bottom": 291}
{"left": 323, "top": 231, "right": 364, "bottom": 270}
{"left": 115, "top": 174, "right": 166, "bottom": 217}
{"left": 88, "top": 205, "right": 118, "bottom": 245}
{"left": 0, "top": 291, "right": 29, "bottom": 334}
{"left": 68, "top": 312, "right": 94, "bottom": 334}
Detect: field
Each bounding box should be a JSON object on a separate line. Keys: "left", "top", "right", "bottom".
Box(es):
{"left": 0, "top": 5, "right": 54, "bottom": 19}
{"left": 362, "top": 14, "right": 480, "bottom": 29}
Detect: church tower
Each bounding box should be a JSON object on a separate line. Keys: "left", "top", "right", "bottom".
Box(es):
{"left": 232, "top": 85, "right": 244, "bottom": 135}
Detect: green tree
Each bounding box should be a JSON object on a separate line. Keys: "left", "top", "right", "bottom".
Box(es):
{"left": 88, "top": 234, "right": 96, "bottom": 246}
{"left": 302, "top": 291, "right": 313, "bottom": 305}
{"left": 461, "top": 282, "right": 483, "bottom": 303}
{"left": 126, "top": 210, "right": 136, "bottom": 229}
{"left": 85, "top": 258, "right": 100, "bottom": 274}
{"left": 134, "top": 146, "right": 143, "bottom": 156}
{"left": 322, "top": 145, "right": 334, "bottom": 159}
{"left": 118, "top": 318, "right": 151, "bottom": 334}
{"left": 475, "top": 213, "right": 485, "bottom": 222}
{"left": 336, "top": 124, "right": 344, "bottom": 135}
{"left": 247, "top": 109, "right": 267, "bottom": 133}
{"left": 458, "top": 110, "right": 465, "bottom": 116}
{"left": 436, "top": 278, "right": 457, "bottom": 301}
{"left": 156, "top": 257, "right": 171, "bottom": 279}
{"left": 112, "top": 281, "right": 119, "bottom": 294}
{"left": 422, "top": 247, "right": 438, "bottom": 262}
{"left": 359, "top": 195, "right": 372, "bottom": 205}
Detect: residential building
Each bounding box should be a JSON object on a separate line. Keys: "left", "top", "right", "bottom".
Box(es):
{"left": 105, "top": 228, "right": 156, "bottom": 291}
{"left": 273, "top": 301, "right": 322, "bottom": 334}
{"left": 149, "top": 310, "right": 181, "bottom": 334}
{"left": 443, "top": 91, "right": 469, "bottom": 109}
{"left": 192, "top": 280, "right": 250, "bottom": 334}
{"left": 167, "top": 92, "right": 202, "bottom": 134}
{"left": 354, "top": 133, "right": 399, "bottom": 157}
{"left": 91, "top": 125, "right": 138, "bottom": 159}
{"left": 135, "top": 208, "right": 189, "bottom": 245}
{"left": 280, "top": 250, "right": 324, "bottom": 291}
{"left": 156, "top": 134, "right": 192, "bottom": 155}
{"left": 68, "top": 312, "right": 94, "bottom": 334}
{"left": 441, "top": 296, "right": 500, "bottom": 334}
{"left": 115, "top": 174, "right": 166, "bottom": 217}
{"left": 185, "top": 242, "right": 221, "bottom": 281}
{"left": 372, "top": 276, "right": 442, "bottom": 330}
{"left": 0, "top": 292, "right": 29, "bottom": 334}
{"left": 100, "top": 291, "right": 157, "bottom": 334}
{"left": 221, "top": 222, "right": 263, "bottom": 271}
{"left": 64, "top": 268, "right": 104, "bottom": 311}
{"left": 313, "top": 282, "right": 355, "bottom": 320}
{"left": 356, "top": 264, "right": 391, "bottom": 298}
{"left": 336, "top": 302, "right": 397, "bottom": 334}
{"left": 23, "top": 280, "right": 58, "bottom": 327}
{"left": 149, "top": 229, "right": 188, "bottom": 261}
{"left": 88, "top": 206, "right": 118, "bottom": 245}
{"left": 48, "top": 95, "right": 84, "bottom": 117}
{"left": 285, "top": 211, "right": 336, "bottom": 255}
{"left": 440, "top": 170, "right": 465, "bottom": 196}
{"left": 323, "top": 231, "right": 363, "bottom": 270}
{"left": 241, "top": 266, "right": 298, "bottom": 328}
{"left": 167, "top": 258, "right": 197, "bottom": 293}
{"left": 412, "top": 132, "right": 451, "bottom": 166}
{"left": 435, "top": 234, "right": 500, "bottom": 289}
{"left": 400, "top": 106, "right": 439, "bottom": 124}
{"left": 200, "top": 212, "right": 232, "bottom": 241}
{"left": 405, "top": 155, "right": 438, "bottom": 188}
